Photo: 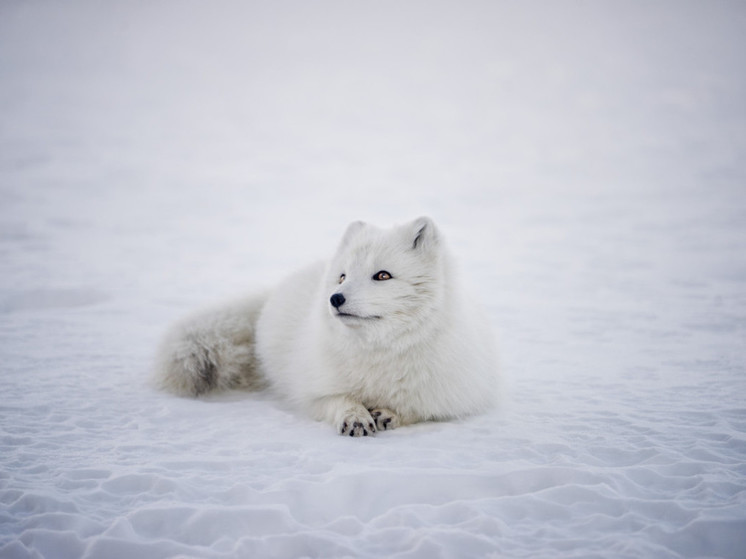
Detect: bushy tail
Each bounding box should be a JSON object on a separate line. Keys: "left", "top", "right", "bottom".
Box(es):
{"left": 152, "top": 293, "right": 269, "bottom": 397}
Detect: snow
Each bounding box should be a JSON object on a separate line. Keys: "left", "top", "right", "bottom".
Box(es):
{"left": 1, "top": 1, "right": 745, "bottom": 557}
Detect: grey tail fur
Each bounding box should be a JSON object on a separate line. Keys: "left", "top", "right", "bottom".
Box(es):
{"left": 152, "top": 293, "right": 269, "bottom": 397}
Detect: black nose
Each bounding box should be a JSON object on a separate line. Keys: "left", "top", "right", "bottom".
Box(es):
{"left": 330, "top": 293, "right": 346, "bottom": 309}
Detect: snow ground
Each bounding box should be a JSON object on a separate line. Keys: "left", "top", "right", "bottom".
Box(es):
{"left": 1, "top": 1, "right": 745, "bottom": 558}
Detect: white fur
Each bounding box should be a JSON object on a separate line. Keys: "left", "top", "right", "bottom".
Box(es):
{"left": 153, "top": 217, "right": 500, "bottom": 436}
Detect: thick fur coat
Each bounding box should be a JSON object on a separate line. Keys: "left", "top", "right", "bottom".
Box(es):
{"left": 154, "top": 217, "right": 500, "bottom": 436}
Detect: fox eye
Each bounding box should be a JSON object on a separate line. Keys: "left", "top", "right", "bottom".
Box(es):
{"left": 373, "top": 270, "right": 392, "bottom": 281}
{"left": 338, "top": 273, "right": 346, "bottom": 284}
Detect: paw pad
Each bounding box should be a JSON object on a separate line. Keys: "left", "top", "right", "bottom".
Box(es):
{"left": 340, "top": 419, "right": 376, "bottom": 437}
{"left": 368, "top": 408, "right": 399, "bottom": 432}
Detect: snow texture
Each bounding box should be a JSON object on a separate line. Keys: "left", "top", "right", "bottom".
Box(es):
{"left": 1, "top": 1, "right": 745, "bottom": 558}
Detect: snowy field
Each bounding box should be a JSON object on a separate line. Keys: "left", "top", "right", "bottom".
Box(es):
{"left": 2, "top": 1, "right": 745, "bottom": 558}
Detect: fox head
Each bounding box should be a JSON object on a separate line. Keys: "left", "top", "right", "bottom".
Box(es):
{"left": 325, "top": 217, "right": 447, "bottom": 340}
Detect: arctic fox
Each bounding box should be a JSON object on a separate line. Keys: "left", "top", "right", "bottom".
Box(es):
{"left": 154, "top": 217, "right": 499, "bottom": 436}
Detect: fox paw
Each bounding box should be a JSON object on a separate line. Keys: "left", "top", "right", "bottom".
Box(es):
{"left": 339, "top": 413, "right": 376, "bottom": 437}
{"left": 368, "top": 408, "right": 399, "bottom": 432}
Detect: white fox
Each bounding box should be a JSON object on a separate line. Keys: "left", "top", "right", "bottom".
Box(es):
{"left": 153, "top": 217, "right": 500, "bottom": 436}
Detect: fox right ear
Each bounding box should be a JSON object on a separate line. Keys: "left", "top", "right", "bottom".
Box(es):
{"left": 409, "top": 216, "right": 439, "bottom": 252}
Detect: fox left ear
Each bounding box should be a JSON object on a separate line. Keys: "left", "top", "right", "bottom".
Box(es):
{"left": 338, "top": 220, "right": 367, "bottom": 250}
{"left": 409, "top": 216, "right": 439, "bottom": 251}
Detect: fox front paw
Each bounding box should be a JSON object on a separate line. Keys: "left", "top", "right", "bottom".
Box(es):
{"left": 369, "top": 408, "right": 399, "bottom": 432}
{"left": 338, "top": 411, "right": 376, "bottom": 437}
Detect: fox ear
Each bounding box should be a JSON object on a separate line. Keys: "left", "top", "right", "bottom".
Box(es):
{"left": 339, "top": 220, "right": 367, "bottom": 249}
{"left": 409, "top": 216, "right": 438, "bottom": 251}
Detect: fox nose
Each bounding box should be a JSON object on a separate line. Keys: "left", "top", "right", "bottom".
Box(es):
{"left": 330, "top": 293, "right": 346, "bottom": 309}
